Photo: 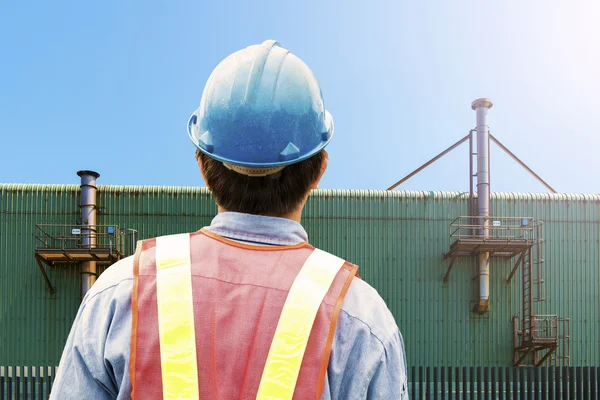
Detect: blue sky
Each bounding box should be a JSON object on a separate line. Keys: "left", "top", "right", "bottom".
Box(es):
{"left": 1, "top": 1, "right": 599, "bottom": 193}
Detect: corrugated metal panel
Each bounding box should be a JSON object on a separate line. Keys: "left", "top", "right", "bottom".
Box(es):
{"left": 1, "top": 184, "right": 598, "bottom": 367}
{"left": 0, "top": 184, "right": 81, "bottom": 365}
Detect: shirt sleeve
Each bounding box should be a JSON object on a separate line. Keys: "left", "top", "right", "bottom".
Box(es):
{"left": 366, "top": 330, "right": 409, "bottom": 399}
{"left": 324, "top": 309, "right": 408, "bottom": 399}
{"left": 50, "top": 258, "right": 134, "bottom": 400}
{"left": 49, "top": 297, "right": 116, "bottom": 400}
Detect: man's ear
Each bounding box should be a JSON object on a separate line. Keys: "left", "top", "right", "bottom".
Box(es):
{"left": 309, "top": 152, "right": 328, "bottom": 190}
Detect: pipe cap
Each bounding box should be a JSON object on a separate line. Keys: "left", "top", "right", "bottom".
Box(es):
{"left": 77, "top": 170, "right": 100, "bottom": 179}
{"left": 471, "top": 98, "right": 493, "bottom": 110}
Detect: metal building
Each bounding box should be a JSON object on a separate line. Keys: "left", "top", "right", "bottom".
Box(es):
{"left": 1, "top": 183, "right": 598, "bottom": 368}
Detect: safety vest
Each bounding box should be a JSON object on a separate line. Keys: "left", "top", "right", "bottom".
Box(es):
{"left": 130, "top": 229, "right": 358, "bottom": 400}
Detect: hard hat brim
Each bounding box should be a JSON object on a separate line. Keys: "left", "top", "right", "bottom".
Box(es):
{"left": 187, "top": 111, "right": 334, "bottom": 168}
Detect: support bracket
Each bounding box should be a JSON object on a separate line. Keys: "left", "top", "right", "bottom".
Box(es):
{"left": 536, "top": 346, "right": 557, "bottom": 366}
{"left": 35, "top": 255, "right": 55, "bottom": 295}
{"left": 507, "top": 251, "right": 525, "bottom": 284}
{"left": 515, "top": 347, "right": 532, "bottom": 366}
{"left": 443, "top": 256, "right": 457, "bottom": 284}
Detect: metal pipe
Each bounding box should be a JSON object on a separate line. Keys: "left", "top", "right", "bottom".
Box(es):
{"left": 472, "top": 98, "right": 493, "bottom": 314}
{"left": 489, "top": 134, "right": 557, "bottom": 193}
{"left": 386, "top": 134, "right": 471, "bottom": 190}
{"left": 469, "top": 130, "right": 474, "bottom": 216}
{"left": 468, "top": 130, "right": 476, "bottom": 236}
{"left": 77, "top": 170, "right": 100, "bottom": 299}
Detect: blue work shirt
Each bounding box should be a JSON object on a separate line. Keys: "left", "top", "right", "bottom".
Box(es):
{"left": 51, "top": 212, "right": 408, "bottom": 399}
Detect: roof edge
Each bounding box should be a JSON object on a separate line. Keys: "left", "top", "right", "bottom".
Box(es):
{"left": 1, "top": 184, "right": 599, "bottom": 202}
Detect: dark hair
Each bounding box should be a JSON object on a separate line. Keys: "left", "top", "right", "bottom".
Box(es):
{"left": 197, "top": 149, "right": 326, "bottom": 216}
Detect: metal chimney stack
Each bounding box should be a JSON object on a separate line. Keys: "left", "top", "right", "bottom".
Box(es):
{"left": 77, "top": 170, "right": 100, "bottom": 298}
{"left": 472, "top": 98, "right": 493, "bottom": 314}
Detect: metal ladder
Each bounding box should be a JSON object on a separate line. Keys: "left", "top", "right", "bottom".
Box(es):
{"left": 551, "top": 318, "right": 572, "bottom": 366}
{"left": 522, "top": 248, "right": 533, "bottom": 342}
{"left": 532, "top": 223, "right": 546, "bottom": 302}
{"left": 522, "top": 222, "right": 545, "bottom": 342}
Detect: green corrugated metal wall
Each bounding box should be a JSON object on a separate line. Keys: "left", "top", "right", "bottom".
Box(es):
{"left": 1, "top": 184, "right": 598, "bottom": 367}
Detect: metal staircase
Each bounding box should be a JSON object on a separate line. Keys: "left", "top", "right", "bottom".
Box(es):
{"left": 513, "top": 223, "right": 570, "bottom": 366}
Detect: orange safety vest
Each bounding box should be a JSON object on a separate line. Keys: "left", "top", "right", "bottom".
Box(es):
{"left": 130, "top": 229, "right": 358, "bottom": 400}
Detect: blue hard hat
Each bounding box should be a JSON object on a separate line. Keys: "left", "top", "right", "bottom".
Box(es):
{"left": 188, "top": 40, "right": 334, "bottom": 168}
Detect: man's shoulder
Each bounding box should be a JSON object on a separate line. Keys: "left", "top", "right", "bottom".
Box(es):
{"left": 340, "top": 274, "right": 399, "bottom": 347}
{"left": 82, "top": 256, "right": 134, "bottom": 305}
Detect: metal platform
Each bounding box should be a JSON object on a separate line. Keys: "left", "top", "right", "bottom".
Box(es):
{"left": 35, "top": 247, "right": 122, "bottom": 264}
{"left": 514, "top": 340, "right": 558, "bottom": 367}
{"left": 513, "top": 315, "right": 569, "bottom": 367}
{"left": 34, "top": 224, "right": 134, "bottom": 294}
{"left": 445, "top": 237, "right": 534, "bottom": 259}
{"left": 442, "top": 216, "right": 538, "bottom": 284}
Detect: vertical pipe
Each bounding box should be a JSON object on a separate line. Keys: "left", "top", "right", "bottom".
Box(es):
{"left": 441, "top": 367, "right": 446, "bottom": 400}
{"left": 512, "top": 367, "right": 518, "bottom": 400}
{"left": 471, "top": 98, "right": 493, "bottom": 314}
{"left": 499, "top": 367, "right": 505, "bottom": 400}
{"left": 561, "top": 367, "right": 569, "bottom": 399}
{"left": 469, "top": 131, "right": 474, "bottom": 215}
{"left": 469, "top": 130, "right": 475, "bottom": 237}
{"left": 419, "top": 366, "right": 423, "bottom": 399}
{"left": 456, "top": 367, "right": 460, "bottom": 398}
{"left": 589, "top": 367, "right": 596, "bottom": 400}
{"left": 77, "top": 170, "right": 100, "bottom": 299}
{"left": 0, "top": 367, "right": 5, "bottom": 400}
{"left": 462, "top": 366, "right": 467, "bottom": 400}
{"left": 23, "top": 367, "right": 28, "bottom": 400}
{"left": 15, "top": 367, "right": 20, "bottom": 400}
{"left": 569, "top": 367, "right": 576, "bottom": 400}
{"left": 433, "top": 367, "right": 438, "bottom": 400}
{"left": 38, "top": 366, "right": 44, "bottom": 400}
{"left": 470, "top": 367, "right": 475, "bottom": 400}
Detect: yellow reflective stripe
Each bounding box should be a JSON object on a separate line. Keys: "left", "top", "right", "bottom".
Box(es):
{"left": 256, "top": 249, "right": 345, "bottom": 400}
{"left": 155, "top": 234, "right": 200, "bottom": 400}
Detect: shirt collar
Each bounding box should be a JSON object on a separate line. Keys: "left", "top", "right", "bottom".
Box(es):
{"left": 207, "top": 212, "right": 309, "bottom": 246}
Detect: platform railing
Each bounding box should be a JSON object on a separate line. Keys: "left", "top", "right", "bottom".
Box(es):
{"left": 449, "top": 216, "right": 538, "bottom": 240}
{"left": 531, "top": 315, "right": 559, "bottom": 341}
{"left": 35, "top": 224, "right": 129, "bottom": 255}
